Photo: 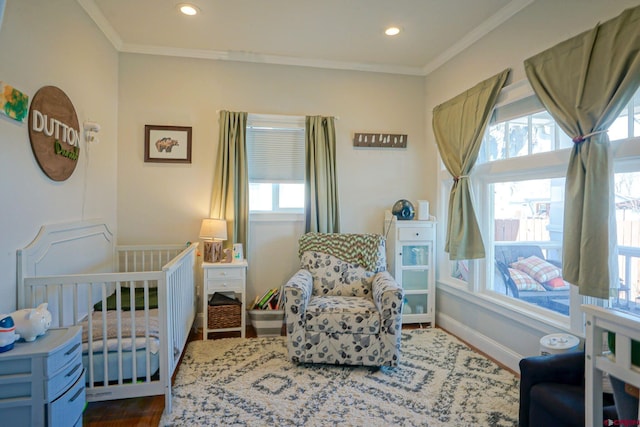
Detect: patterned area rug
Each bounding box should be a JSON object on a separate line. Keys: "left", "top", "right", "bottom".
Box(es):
{"left": 161, "top": 329, "right": 519, "bottom": 426}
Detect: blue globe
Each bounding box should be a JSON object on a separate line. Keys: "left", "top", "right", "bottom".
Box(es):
{"left": 392, "top": 199, "right": 415, "bottom": 220}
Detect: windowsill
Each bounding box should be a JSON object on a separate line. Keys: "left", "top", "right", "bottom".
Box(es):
{"left": 249, "top": 212, "right": 304, "bottom": 222}
{"left": 436, "top": 277, "right": 579, "bottom": 337}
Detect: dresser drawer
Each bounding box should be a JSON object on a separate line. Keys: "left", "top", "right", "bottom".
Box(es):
{"left": 46, "top": 353, "right": 83, "bottom": 401}
{"left": 45, "top": 327, "right": 82, "bottom": 377}
{"left": 398, "top": 227, "right": 432, "bottom": 241}
{"left": 206, "top": 267, "right": 244, "bottom": 280}
{"left": 0, "top": 378, "right": 31, "bottom": 400}
{"left": 49, "top": 370, "right": 85, "bottom": 427}
{"left": 207, "top": 279, "right": 243, "bottom": 293}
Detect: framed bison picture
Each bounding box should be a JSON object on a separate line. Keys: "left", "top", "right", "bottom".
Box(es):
{"left": 144, "top": 125, "right": 192, "bottom": 163}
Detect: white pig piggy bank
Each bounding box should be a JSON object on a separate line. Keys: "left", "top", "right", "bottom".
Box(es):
{"left": 11, "top": 303, "right": 52, "bottom": 342}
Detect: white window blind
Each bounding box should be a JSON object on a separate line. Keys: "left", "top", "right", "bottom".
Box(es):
{"left": 246, "top": 114, "right": 305, "bottom": 183}
{"left": 491, "top": 94, "right": 544, "bottom": 124}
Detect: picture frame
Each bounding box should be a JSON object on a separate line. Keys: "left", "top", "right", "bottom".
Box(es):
{"left": 144, "top": 125, "right": 192, "bottom": 163}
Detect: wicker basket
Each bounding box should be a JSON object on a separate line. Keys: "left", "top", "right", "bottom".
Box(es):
{"left": 208, "top": 293, "right": 242, "bottom": 329}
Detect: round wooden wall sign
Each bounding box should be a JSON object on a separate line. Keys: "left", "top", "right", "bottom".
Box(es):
{"left": 28, "top": 86, "right": 80, "bottom": 181}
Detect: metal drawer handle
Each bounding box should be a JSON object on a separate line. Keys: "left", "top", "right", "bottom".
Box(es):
{"left": 65, "top": 363, "right": 82, "bottom": 378}
{"left": 69, "top": 386, "right": 85, "bottom": 402}
{"left": 65, "top": 343, "right": 81, "bottom": 356}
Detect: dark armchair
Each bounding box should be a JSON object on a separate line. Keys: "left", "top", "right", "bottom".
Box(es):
{"left": 519, "top": 351, "right": 617, "bottom": 427}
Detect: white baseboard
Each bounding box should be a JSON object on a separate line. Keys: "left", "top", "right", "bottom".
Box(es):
{"left": 436, "top": 312, "right": 523, "bottom": 373}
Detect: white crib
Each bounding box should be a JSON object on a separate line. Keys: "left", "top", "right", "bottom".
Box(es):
{"left": 16, "top": 220, "right": 198, "bottom": 414}
{"left": 584, "top": 304, "right": 640, "bottom": 426}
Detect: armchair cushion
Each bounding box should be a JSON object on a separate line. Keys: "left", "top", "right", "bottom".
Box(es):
{"left": 305, "top": 296, "right": 380, "bottom": 334}
{"left": 300, "top": 252, "right": 374, "bottom": 297}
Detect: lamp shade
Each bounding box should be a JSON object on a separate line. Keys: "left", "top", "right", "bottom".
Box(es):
{"left": 199, "top": 218, "right": 228, "bottom": 241}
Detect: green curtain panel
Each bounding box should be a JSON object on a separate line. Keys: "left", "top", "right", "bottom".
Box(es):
{"left": 210, "top": 111, "right": 249, "bottom": 251}
{"left": 524, "top": 5, "right": 640, "bottom": 298}
{"left": 433, "top": 69, "right": 510, "bottom": 260}
{"left": 305, "top": 116, "right": 340, "bottom": 233}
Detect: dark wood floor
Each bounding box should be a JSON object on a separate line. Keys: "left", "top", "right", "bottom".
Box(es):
{"left": 83, "top": 323, "right": 513, "bottom": 426}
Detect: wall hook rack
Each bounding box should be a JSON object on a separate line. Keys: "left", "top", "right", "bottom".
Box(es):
{"left": 353, "top": 132, "right": 407, "bottom": 148}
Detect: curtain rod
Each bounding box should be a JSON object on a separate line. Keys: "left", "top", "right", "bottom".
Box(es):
{"left": 215, "top": 110, "right": 339, "bottom": 120}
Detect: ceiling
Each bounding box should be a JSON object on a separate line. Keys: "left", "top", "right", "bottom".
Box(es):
{"left": 79, "top": 0, "right": 534, "bottom": 76}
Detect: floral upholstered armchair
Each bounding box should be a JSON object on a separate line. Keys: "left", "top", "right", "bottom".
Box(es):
{"left": 283, "top": 233, "right": 404, "bottom": 367}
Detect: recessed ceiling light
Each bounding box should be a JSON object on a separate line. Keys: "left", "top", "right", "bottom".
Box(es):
{"left": 385, "top": 27, "right": 400, "bottom": 36}
{"left": 179, "top": 4, "right": 199, "bottom": 16}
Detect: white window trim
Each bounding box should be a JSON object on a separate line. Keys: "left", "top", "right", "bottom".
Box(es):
{"left": 249, "top": 212, "right": 304, "bottom": 222}
{"left": 436, "top": 79, "right": 640, "bottom": 336}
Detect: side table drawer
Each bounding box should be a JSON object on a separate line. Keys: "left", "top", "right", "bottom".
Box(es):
{"left": 49, "top": 369, "right": 85, "bottom": 427}
{"left": 206, "top": 267, "right": 244, "bottom": 280}
{"left": 207, "top": 279, "right": 243, "bottom": 293}
{"left": 398, "top": 227, "right": 432, "bottom": 241}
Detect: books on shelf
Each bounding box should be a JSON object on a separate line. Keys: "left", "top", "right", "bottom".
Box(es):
{"left": 251, "top": 286, "right": 284, "bottom": 310}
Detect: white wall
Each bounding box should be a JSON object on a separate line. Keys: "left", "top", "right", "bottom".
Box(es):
{"left": 116, "top": 53, "right": 428, "bottom": 303}
{"left": 0, "top": 0, "right": 118, "bottom": 314}
{"left": 426, "top": 0, "right": 640, "bottom": 370}
{"left": 247, "top": 216, "right": 306, "bottom": 304}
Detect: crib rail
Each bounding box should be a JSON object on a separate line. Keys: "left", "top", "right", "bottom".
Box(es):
{"left": 162, "top": 244, "right": 197, "bottom": 380}
{"left": 583, "top": 304, "right": 640, "bottom": 425}
{"left": 23, "top": 271, "right": 161, "bottom": 327}
{"left": 117, "top": 244, "right": 188, "bottom": 273}
{"left": 20, "top": 242, "right": 198, "bottom": 414}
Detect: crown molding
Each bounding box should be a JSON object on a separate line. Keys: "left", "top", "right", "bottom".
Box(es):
{"left": 120, "top": 43, "right": 426, "bottom": 76}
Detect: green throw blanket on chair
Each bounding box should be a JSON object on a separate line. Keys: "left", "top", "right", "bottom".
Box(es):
{"left": 298, "top": 233, "right": 384, "bottom": 272}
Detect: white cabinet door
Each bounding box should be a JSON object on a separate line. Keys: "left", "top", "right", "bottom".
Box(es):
{"left": 385, "top": 218, "right": 436, "bottom": 325}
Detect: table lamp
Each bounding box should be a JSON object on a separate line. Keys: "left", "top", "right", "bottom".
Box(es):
{"left": 199, "top": 218, "right": 227, "bottom": 263}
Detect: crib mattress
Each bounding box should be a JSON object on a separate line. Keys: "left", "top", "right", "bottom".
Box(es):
{"left": 80, "top": 309, "right": 160, "bottom": 343}
{"left": 80, "top": 308, "right": 162, "bottom": 383}
{"left": 83, "top": 347, "right": 160, "bottom": 384}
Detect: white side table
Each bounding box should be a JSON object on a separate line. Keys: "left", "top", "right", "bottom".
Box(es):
{"left": 202, "top": 260, "right": 247, "bottom": 339}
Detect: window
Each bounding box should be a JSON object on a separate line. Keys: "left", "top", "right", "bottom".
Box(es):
{"left": 478, "top": 95, "right": 572, "bottom": 163}
{"left": 491, "top": 177, "right": 567, "bottom": 315}
{"left": 439, "top": 85, "right": 640, "bottom": 322}
{"left": 246, "top": 114, "right": 305, "bottom": 212}
{"left": 613, "top": 171, "right": 640, "bottom": 311}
